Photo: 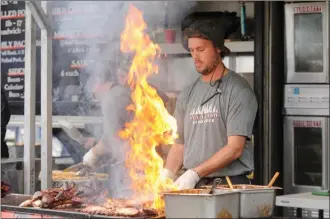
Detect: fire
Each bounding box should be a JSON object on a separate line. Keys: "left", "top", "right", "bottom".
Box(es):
{"left": 118, "top": 5, "right": 178, "bottom": 211}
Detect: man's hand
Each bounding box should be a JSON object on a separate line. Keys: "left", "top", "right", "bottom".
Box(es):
{"left": 64, "top": 150, "right": 99, "bottom": 176}
{"left": 174, "top": 169, "right": 200, "bottom": 190}
{"left": 160, "top": 168, "right": 176, "bottom": 181}
{"left": 83, "top": 149, "right": 99, "bottom": 167}
{"left": 158, "top": 168, "right": 177, "bottom": 192}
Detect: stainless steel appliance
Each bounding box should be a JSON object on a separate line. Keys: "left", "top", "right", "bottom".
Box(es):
{"left": 283, "top": 84, "right": 329, "bottom": 194}
{"left": 285, "top": 2, "right": 329, "bottom": 83}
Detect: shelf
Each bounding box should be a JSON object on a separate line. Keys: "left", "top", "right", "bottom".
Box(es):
{"left": 8, "top": 115, "right": 103, "bottom": 128}
{"left": 159, "top": 41, "right": 254, "bottom": 55}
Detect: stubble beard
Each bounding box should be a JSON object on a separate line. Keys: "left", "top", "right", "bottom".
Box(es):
{"left": 197, "top": 55, "right": 221, "bottom": 76}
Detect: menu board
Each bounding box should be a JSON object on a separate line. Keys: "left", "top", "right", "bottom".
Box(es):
{"left": 53, "top": 1, "right": 127, "bottom": 116}
{"left": 1, "top": 1, "right": 123, "bottom": 115}
{"left": 1, "top": 1, "right": 42, "bottom": 114}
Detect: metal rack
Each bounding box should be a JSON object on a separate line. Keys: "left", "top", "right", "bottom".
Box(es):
{"left": 159, "top": 41, "right": 254, "bottom": 54}
{"left": 8, "top": 115, "right": 103, "bottom": 128}
{"left": 23, "top": 1, "right": 52, "bottom": 194}
{"left": 160, "top": 41, "right": 255, "bottom": 74}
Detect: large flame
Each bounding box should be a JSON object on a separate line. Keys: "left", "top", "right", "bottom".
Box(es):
{"left": 118, "top": 5, "right": 178, "bottom": 211}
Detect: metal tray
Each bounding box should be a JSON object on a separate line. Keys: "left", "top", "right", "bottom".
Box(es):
{"left": 51, "top": 178, "right": 109, "bottom": 188}
{"left": 163, "top": 189, "right": 240, "bottom": 218}
{"left": 1, "top": 194, "right": 160, "bottom": 219}
{"left": 38, "top": 170, "right": 109, "bottom": 188}
{"left": 214, "top": 184, "right": 282, "bottom": 218}
{"left": 1, "top": 204, "right": 115, "bottom": 219}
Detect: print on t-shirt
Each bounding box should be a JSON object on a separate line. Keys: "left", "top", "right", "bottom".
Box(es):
{"left": 189, "top": 102, "right": 220, "bottom": 125}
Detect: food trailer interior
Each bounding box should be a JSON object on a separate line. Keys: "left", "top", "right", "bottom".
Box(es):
{"left": 1, "top": 1, "right": 329, "bottom": 218}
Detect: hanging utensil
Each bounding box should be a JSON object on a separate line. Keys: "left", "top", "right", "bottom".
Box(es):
{"left": 209, "top": 178, "right": 222, "bottom": 194}
{"left": 267, "top": 172, "right": 280, "bottom": 188}
{"left": 226, "top": 176, "right": 234, "bottom": 189}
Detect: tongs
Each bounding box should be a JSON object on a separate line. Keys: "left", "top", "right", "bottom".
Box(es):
{"left": 63, "top": 163, "right": 91, "bottom": 172}
{"left": 209, "top": 178, "right": 222, "bottom": 194}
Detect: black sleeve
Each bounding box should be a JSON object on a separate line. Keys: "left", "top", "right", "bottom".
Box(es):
{"left": 100, "top": 87, "right": 132, "bottom": 162}
{"left": 1, "top": 89, "right": 11, "bottom": 158}
{"left": 1, "top": 89, "right": 11, "bottom": 126}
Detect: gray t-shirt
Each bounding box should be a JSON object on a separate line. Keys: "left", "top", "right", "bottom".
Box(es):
{"left": 174, "top": 71, "right": 258, "bottom": 177}
{"left": 100, "top": 85, "right": 132, "bottom": 158}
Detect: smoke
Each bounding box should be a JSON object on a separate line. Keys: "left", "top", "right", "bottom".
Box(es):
{"left": 52, "top": 0, "right": 196, "bottom": 113}
{"left": 52, "top": 0, "right": 197, "bottom": 131}
{"left": 52, "top": 1, "right": 196, "bottom": 199}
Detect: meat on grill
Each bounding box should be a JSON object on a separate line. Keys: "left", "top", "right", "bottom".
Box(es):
{"left": 115, "top": 207, "right": 140, "bottom": 217}
{"left": 18, "top": 179, "right": 108, "bottom": 209}
{"left": 78, "top": 205, "right": 115, "bottom": 216}
{"left": 79, "top": 205, "right": 141, "bottom": 217}
{"left": 19, "top": 181, "right": 79, "bottom": 208}
{"left": 17, "top": 179, "right": 160, "bottom": 217}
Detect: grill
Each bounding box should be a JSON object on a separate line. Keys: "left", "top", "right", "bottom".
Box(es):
{"left": 1, "top": 194, "right": 164, "bottom": 219}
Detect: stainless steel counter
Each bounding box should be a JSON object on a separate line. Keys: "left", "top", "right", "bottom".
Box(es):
{"left": 276, "top": 192, "right": 329, "bottom": 210}
{"left": 276, "top": 192, "right": 329, "bottom": 218}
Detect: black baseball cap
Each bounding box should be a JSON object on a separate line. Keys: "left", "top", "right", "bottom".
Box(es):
{"left": 182, "top": 20, "right": 230, "bottom": 56}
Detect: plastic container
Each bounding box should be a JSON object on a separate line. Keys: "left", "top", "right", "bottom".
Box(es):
{"left": 164, "top": 29, "right": 176, "bottom": 43}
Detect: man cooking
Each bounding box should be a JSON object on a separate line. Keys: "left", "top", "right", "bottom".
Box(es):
{"left": 72, "top": 56, "right": 134, "bottom": 199}
{"left": 66, "top": 54, "right": 169, "bottom": 198}
{"left": 160, "top": 20, "right": 258, "bottom": 190}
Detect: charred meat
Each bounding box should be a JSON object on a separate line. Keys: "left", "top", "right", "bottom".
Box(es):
{"left": 1, "top": 181, "right": 10, "bottom": 198}
{"left": 115, "top": 207, "right": 140, "bottom": 217}
{"left": 79, "top": 205, "right": 114, "bottom": 216}
{"left": 18, "top": 179, "right": 160, "bottom": 217}
{"left": 73, "top": 179, "right": 108, "bottom": 205}
{"left": 18, "top": 180, "right": 108, "bottom": 209}
{"left": 19, "top": 181, "right": 79, "bottom": 208}
{"left": 79, "top": 205, "right": 142, "bottom": 217}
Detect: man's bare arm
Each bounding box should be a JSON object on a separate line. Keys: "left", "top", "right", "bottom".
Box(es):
{"left": 193, "top": 136, "right": 246, "bottom": 177}
{"left": 90, "top": 140, "right": 107, "bottom": 156}
{"left": 164, "top": 143, "right": 184, "bottom": 174}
